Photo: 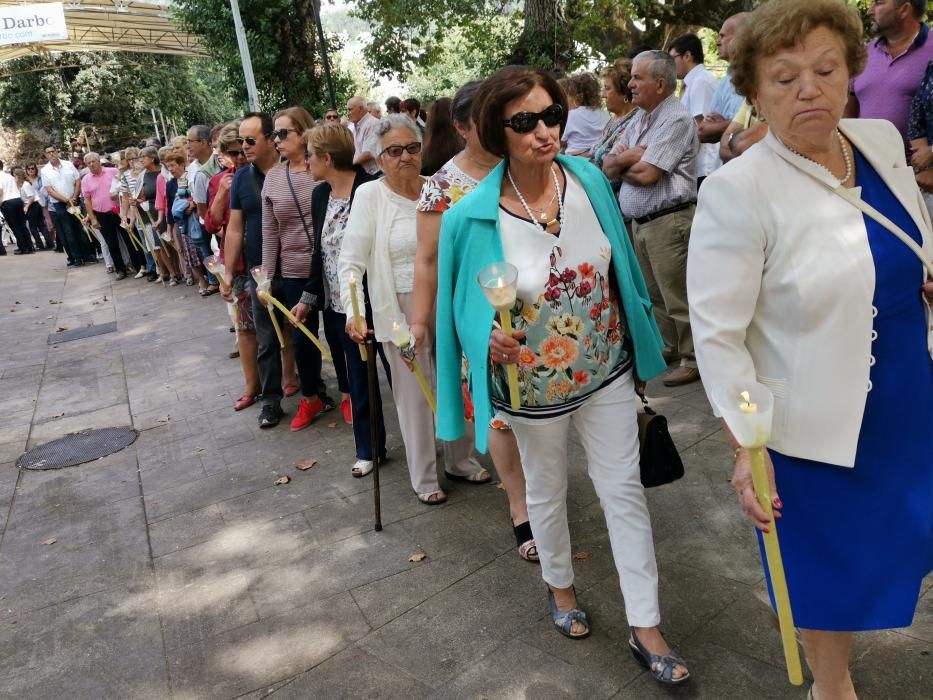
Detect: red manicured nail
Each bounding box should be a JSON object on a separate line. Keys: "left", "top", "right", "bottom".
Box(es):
{"left": 773, "top": 497, "right": 783, "bottom": 508}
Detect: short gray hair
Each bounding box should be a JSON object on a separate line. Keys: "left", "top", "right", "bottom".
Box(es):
{"left": 369, "top": 115, "right": 422, "bottom": 158}
{"left": 188, "top": 124, "right": 211, "bottom": 141}
{"left": 83, "top": 151, "right": 100, "bottom": 163}
{"left": 635, "top": 50, "right": 677, "bottom": 93}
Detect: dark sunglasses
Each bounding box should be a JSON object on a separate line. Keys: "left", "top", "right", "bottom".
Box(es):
{"left": 272, "top": 128, "right": 299, "bottom": 141}
{"left": 235, "top": 134, "right": 270, "bottom": 146}
{"left": 225, "top": 149, "right": 245, "bottom": 157}
{"left": 502, "top": 103, "right": 564, "bottom": 134}
{"left": 325, "top": 114, "right": 340, "bottom": 121}
{"left": 380, "top": 142, "right": 422, "bottom": 158}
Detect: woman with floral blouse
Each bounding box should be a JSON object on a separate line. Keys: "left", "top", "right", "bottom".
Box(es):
{"left": 435, "top": 67, "right": 689, "bottom": 685}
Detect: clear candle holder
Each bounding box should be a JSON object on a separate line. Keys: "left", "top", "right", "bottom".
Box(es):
{"left": 477, "top": 262, "right": 518, "bottom": 311}
{"left": 714, "top": 382, "right": 774, "bottom": 449}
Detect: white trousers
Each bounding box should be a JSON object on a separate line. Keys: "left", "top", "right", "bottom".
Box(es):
{"left": 91, "top": 226, "right": 115, "bottom": 269}
{"left": 509, "top": 372, "right": 661, "bottom": 627}
{"left": 385, "top": 293, "right": 439, "bottom": 495}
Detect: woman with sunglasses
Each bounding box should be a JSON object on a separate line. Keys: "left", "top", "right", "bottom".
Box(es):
{"left": 434, "top": 67, "right": 689, "bottom": 684}
{"left": 24, "top": 163, "right": 57, "bottom": 251}
{"left": 412, "top": 79, "right": 535, "bottom": 559}
{"left": 339, "top": 114, "right": 447, "bottom": 505}
{"left": 260, "top": 106, "right": 336, "bottom": 431}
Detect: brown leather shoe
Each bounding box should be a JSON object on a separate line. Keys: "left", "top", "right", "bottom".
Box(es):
{"left": 663, "top": 366, "right": 700, "bottom": 387}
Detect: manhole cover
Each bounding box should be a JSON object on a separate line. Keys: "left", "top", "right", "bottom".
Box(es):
{"left": 17, "top": 426, "right": 138, "bottom": 470}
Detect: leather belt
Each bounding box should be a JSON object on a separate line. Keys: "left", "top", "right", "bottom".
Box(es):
{"left": 633, "top": 201, "right": 695, "bottom": 225}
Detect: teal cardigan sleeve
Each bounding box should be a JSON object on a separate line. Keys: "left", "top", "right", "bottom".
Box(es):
{"left": 435, "top": 209, "right": 466, "bottom": 443}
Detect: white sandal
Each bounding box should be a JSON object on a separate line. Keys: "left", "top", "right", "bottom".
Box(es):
{"left": 417, "top": 490, "right": 448, "bottom": 505}
{"left": 351, "top": 459, "right": 373, "bottom": 478}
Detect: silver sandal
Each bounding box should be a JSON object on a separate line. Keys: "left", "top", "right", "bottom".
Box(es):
{"left": 629, "top": 628, "right": 690, "bottom": 685}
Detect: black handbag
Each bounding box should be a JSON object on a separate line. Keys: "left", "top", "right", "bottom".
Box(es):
{"left": 636, "top": 395, "right": 684, "bottom": 488}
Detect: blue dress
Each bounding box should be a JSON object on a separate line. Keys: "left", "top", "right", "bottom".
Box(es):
{"left": 762, "top": 149, "right": 933, "bottom": 631}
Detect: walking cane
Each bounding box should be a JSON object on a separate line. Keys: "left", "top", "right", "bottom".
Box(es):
{"left": 366, "top": 333, "right": 382, "bottom": 532}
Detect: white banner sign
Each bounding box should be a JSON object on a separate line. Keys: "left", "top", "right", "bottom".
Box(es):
{"left": 0, "top": 2, "right": 67, "bottom": 46}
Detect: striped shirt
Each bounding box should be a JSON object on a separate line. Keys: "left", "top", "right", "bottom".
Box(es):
{"left": 261, "top": 164, "right": 320, "bottom": 279}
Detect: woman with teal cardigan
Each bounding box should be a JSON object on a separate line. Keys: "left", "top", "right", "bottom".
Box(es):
{"left": 434, "top": 66, "right": 688, "bottom": 685}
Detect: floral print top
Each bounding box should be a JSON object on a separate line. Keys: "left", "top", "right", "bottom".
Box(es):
{"left": 491, "top": 168, "right": 632, "bottom": 420}
{"left": 588, "top": 109, "right": 638, "bottom": 173}
{"left": 321, "top": 195, "right": 350, "bottom": 312}
{"left": 417, "top": 157, "right": 478, "bottom": 213}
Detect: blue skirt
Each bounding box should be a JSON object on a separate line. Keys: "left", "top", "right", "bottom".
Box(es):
{"left": 760, "top": 150, "right": 933, "bottom": 631}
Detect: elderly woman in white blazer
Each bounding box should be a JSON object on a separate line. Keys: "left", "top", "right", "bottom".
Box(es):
{"left": 688, "top": 2, "right": 933, "bottom": 698}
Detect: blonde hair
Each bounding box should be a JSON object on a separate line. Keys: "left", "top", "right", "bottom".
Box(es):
{"left": 218, "top": 120, "right": 242, "bottom": 153}
{"left": 304, "top": 123, "right": 356, "bottom": 171}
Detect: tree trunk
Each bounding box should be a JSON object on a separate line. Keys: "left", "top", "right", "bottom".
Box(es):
{"left": 507, "top": 0, "right": 574, "bottom": 72}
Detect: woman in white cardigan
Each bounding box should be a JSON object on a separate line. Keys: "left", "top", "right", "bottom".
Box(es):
{"left": 688, "top": 2, "right": 933, "bottom": 698}
{"left": 339, "top": 115, "right": 485, "bottom": 505}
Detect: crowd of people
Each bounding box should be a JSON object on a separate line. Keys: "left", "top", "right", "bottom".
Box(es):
{"left": 3, "top": 0, "right": 932, "bottom": 696}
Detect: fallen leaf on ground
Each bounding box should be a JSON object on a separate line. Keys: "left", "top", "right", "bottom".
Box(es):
{"left": 41, "top": 538, "right": 57, "bottom": 546}
{"left": 54, "top": 411, "right": 64, "bottom": 418}
{"left": 408, "top": 553, "right": 427, "bottom": 562}
{"left": 494, "top": 481, "right": 505, "bottom": 490}
{"left": 55, "top": 327, "right": 66, "bottom": 333}
{"left": 572, "top": 551, "right": 591, "bottom": 561}
{"left": 14, "top": 300, "right": 20, "bottom": 304}
{"left": 45, "top": 315, "right": 54, "bottom": 320}
{"left": 195, "top": 447, "right": 205, "bottom": 452}
{"left": 274, "top": 476, "right": 290, "bottom": 485}
{"left": 296, "top": 459, "right": 317, "bottom": 471}
{"left": 156, "top": 415, "right": 170, "bottom": 423}
{"left": 48, "top": 299, "right": 61, "bottom": 304}
{"left": 327, "top": 422, "right": 337, "bottom": 428}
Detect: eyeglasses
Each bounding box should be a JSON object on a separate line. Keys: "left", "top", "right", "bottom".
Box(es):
{"left": 236, "top": 135, "right": 267, "bottom": 146}
{"left": 379, "top": 142, "right": 422, "bottom": 158}
{"left": 225, "top": 149, "right": 245, "bottom": 157}
{"left": 325, "top": 114, "right": 340, "bottom": 121}
{"left": 272, "top": 128, "right": 299, "bottom": 141}
{"left": 502, "top": 104, "right": 564, "bottom": 134}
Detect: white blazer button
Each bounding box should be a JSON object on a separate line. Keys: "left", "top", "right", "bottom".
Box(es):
{"left": 867, "top": 380, "right": 873, "bottom": 392}
{"left": 870, "top": 329, "right": 878, "bottom": 341}
{"left": 871, "top": 305, "right": 878, "bottom": 318}
{"left": 869, "top": 355, "right": 876, "bottom": 366}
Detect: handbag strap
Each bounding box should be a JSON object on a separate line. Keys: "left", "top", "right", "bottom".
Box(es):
{"left": 284, "top": 165, "right": 315, "bottom": 261}
{"left": 832, "top": 184, "right": 933, "bottom": 279}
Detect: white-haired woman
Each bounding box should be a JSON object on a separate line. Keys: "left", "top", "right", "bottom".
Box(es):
{"left": 339, "top": 115, "right": 445, "bottom": 505}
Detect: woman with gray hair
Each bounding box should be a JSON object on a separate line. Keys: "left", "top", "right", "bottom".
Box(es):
{"left": 338, "top": 114, "right": 448, "bottom": 505}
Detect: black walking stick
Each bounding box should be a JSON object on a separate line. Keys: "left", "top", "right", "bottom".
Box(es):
{"left": 366, "top": 333, "right": 382, "bottom": 531}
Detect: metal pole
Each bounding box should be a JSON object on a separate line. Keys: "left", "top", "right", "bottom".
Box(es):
{"left": 158, "top": 109, "right": 169, "bottom": 141}
{"left": 150, "top": 108, "right": 161, "bottom": 143}
{"left": 229, "top": 0, "right": 260, "bottom": 111}
{"left": 311, "top": 0, "right": 337, "bottom": 110}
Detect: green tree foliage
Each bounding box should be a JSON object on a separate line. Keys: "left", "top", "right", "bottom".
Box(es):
{"left": 0, "top": 53, "right": 237, "bottom": 146}
{"left": 173, "top": 0, "right": 357, "bottom": 115}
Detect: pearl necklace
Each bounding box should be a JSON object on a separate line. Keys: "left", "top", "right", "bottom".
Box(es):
{"left": 784, "top": 129, "right": 852, "bottom": 186}
{"left": 507, "top": 164, "right": 564, "bottom": 231}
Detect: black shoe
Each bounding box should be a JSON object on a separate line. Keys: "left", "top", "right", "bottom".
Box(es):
{"left": 116, "top": 271, "right": 127, "bottom": 280}
{"left": 319, "top": 393, "right": 337, "bottom": 412}
{"left": 55, "top": 247, "right": 64, "bottom": 253}
{"left": 147, "top": 270, "right": 158, "bottom": 282}
{"left": 258, "top": 404, "right": 284, "bottom": 429}
{"left": 13, "top": 249, "right": 23, "bottom": 255}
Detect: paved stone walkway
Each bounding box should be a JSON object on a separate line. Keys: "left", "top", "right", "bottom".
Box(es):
{"left": 0, "top": 252, "right": 930, "bottom": 699}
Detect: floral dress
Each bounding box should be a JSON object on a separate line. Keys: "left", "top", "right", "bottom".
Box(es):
{"left": 417, "top": 156, "right": 513, "bottom": 430}
{"left": 589, "top": 110, "right": 639, "bottom": 184}
{"left": 491, "top": 167, "right": 632, "bottom": 419}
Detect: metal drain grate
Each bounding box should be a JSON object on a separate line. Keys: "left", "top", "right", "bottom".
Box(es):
{"left": 48, "top": 321, "right": 117, "bottom": 345}
{"left": 17, "top": 426, "right": 138, "bottom": 470}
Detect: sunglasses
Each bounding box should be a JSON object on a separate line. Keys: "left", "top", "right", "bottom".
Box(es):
{"left": 325, "top": 114, "right": 340, "bottom": 121}
{"left": 225, "top": 149, "right": 245, "bottom": 157}
{"left": 380, "top": 142, "right": 422, "bottom": 158}
{"left": 502, "top": 103, "right": 564, "bottom": 134}
{"left": 235, "top": 135, "right": 267, "bottom": 146}
{"left": 272, "top": 128, "right": 299, "bottom": 141}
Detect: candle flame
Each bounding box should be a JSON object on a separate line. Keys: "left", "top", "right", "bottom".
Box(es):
{"left": 740, "top": 391, "right": 751, "bottom": 404}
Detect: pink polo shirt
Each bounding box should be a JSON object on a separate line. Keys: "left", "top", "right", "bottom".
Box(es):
{"left": 81, "top": 168, "right": 117, "bottom": 213}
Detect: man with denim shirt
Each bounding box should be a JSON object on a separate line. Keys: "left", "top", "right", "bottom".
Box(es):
{"left": 847, "top": 0, "right": 933, "bottom": 156}
{"left": 697, "top": 14, "right": 749, "bottom": 154}
{"left": 611, "top": 50, "right": 700, "bottom": 387}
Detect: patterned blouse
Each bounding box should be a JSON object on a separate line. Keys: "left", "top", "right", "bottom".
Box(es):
{"left": 588, "top": 109, "right": 639, "bottom": 173}
{"left": 491, "top": 168, "right": 632, "bottom": 420}
{"left": 417, "top": 157, "right": 479, "bottom": 213}
{"left": 907, "top": 60, "right": 933, "bottom": 142}
{"left": 321, "top": 195, "right": 350, "bottom": 312}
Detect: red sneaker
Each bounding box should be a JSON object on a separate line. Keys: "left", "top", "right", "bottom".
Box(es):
{"left": 290, "top": 397, "right": 323, "bottom": 431}
{"left": 340, "top": 396, "right": 353, "bottom": 425}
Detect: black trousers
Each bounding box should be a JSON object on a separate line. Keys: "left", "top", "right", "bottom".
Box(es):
{"left": 26, "top": 202, "right": 52, "bottom": 248}
{"left": 94, "top": 210, "right": 126, "bottom": 273}
{"left": 282, "top": 277, "right": 327, "bottom": 401}
{"left": 322, "top": 308, "right": 389, "bottom": 460}
{"left": 250, "top": 276, "right": 285, "bottom": 409}
{"left": 1, "top": 198, "right": 33, "bottom": 252}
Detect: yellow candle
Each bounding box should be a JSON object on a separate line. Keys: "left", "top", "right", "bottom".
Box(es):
{"left": 392, "top": 321, "right": 436, "bottom": 414}
{"left": 261, "top": 291, "right": 333, "bottom": 362}
{"left": 499, "top": 310, "right": 521, "bottom": 411}
{"left": 349, "top": 273, "right": 367, "bottom": 361}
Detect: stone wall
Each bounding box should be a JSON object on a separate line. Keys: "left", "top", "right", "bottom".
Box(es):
{"left": 0, "top": 125, "right": 60, "bottom": 167}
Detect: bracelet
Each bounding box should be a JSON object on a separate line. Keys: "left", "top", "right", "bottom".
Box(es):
{"left": 727, "top": 130, "right": 739, "bottom": 154}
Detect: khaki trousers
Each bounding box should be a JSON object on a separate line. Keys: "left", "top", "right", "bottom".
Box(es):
{"left": 632, "top": 206, "right": 696, "bottom": 366}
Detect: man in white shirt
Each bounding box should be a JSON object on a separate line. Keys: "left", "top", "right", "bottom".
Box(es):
{"left": 347, "top": 96, "right": 381, "bottom": 175}
{"left": 41, "top": 145, "right": 94, "bottom": 266}
{"left": 0, "top": 161, "right": 33, "bottom": 254}
{"left": 670, "top": 33, "right": 720, "bottom": 186}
